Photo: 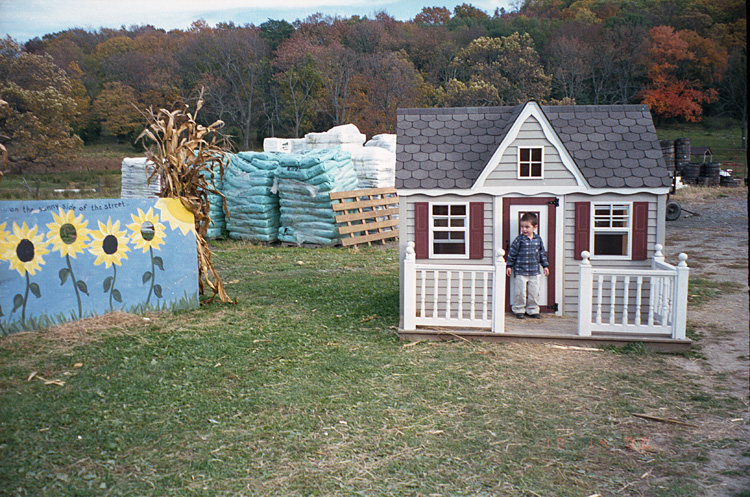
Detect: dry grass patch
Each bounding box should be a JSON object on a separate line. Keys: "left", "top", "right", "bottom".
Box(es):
{"left": 1, "top": 311, "right": 146, "bottom": 359}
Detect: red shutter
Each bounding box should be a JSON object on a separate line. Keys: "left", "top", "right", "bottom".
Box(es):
{"left": 632, "top": 201, "right": 649, "bottom": 260}
{"left": 414, "top": 202, "right": 429, "bottom": 259}
{"left": 469, "top": 202, "right": 484, "bottom": 259}
{"left": 574, "top": 202, "right": 590, "bottom": 260}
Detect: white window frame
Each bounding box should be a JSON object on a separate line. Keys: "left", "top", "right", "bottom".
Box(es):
{"left": 591, "top": 203, "right": 632, "bottom": 260}
{"left": 517, "top": 146, "right": 544, "bottom": 179}
{"left": 429, "top": 202, "right": 469, "bottom": 259}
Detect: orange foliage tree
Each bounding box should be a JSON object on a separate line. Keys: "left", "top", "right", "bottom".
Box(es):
{"left": 641, "top": 25, "right": 728, "bottom": 122}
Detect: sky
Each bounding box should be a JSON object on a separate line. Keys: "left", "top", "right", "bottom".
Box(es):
{"left": 0, "top": 0, "right": 516, "bottom": 43}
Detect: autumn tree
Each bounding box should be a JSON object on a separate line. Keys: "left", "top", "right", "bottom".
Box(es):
{"left": 641, "top": 25, "right": 728, "bottom": 121}
{"left": 546, "top": 32, "right": 592, "bottom": 102}
{"left": 273, "top": 36, "right": 323, "bottom": 137}
{"left": 449, "top": 33, "right": 551, "bottom": 106}
{"left": 351, "top": 50, "right": 424, "bottom": 135}
{"left": 92, "top": 82, "right": 142, "bottom": 142}
{"left": 0, "top": 38, "right": 82, "bottom": 168}
{"left": 414, "top": 6, "right": 452, "bottom": 25}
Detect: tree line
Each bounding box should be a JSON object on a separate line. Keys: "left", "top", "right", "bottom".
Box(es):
{"left": 0, "top": 0, "right": 746, "bottom": 166}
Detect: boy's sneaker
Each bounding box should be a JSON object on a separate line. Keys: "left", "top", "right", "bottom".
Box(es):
{"left": 527, "top": 313, "right": 542, "bottom": 319}
{"left": 514, "top": 313, "right": 525, "bottom": 319}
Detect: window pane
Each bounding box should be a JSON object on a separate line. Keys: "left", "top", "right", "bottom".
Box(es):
{"left": 531, "top": 148, "right": 542, "bottom": 161}
{"left": 595, "top": 207, "right": 610, "bottom": 216}
{"left": 433, "top": 205, "right": 448, "bottom": 216}
{"left": 520, "top": 163, "right": 530, "bottom": 177}
{"left": 449, "top": 231, "right": 465, "bottom": 240}
{"left": 434, "top": 231, "right": 450, "bottom": 240}
{"left": 594, "top": 219, "right": 610, "bottom": 228}
{"left": 434, "top": 242, "right": 466, "bottom": 255}
{"left": 594, "top": 233, "right": 628, "bottom": 256}
{"left": 450, "top": 218, "right": 464, "bottom": 227}
{"left": 434, "top": 219, "right": 449, "bottom": 227}
{"left": 450, "top": 205, "right": 466, "bottom": 216}
{"left": 520, "top": 148, "right": 530, "bottom": 161}
{"left": 531, "top": 163, "right": 542, "bottom": 177}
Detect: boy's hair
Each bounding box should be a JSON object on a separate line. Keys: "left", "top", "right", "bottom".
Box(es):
{"left": 520, "top": 212, "right": 538, "bottom": 226}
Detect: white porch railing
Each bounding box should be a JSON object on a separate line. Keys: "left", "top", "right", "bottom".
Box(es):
{"left": 403, "top": 242, "right": 506, "bottom": 332}
{"left": 577, "top": 245, "right": 689, "bottom": 339}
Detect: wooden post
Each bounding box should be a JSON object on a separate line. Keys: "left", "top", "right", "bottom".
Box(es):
{"left": 492, "top": 249, "right": 506, "bottom": 333}
{"left": 578, "top": 251, "right": 592, "bottom": 336}
{"left": 673, "top": 253, "right": 689, "bottom": 340}
{"left": 403, "top": 241, "right": 417, "bottom": 331}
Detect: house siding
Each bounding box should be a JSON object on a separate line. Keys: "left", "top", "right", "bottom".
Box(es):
{"left": 562, "top": 192, "right": 659, "bottom": 317}
{"left": 483, "top": 116, "right": 578, "bottom": 188}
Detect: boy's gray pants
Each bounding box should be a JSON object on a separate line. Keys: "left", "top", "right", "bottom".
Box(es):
{"left": 511, "top": 274, "right": 541, "bottom": 315}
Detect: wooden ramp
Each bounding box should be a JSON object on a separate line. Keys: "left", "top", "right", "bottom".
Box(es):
{"left": 330, "top": 187, "right": 399, "bottom": 247}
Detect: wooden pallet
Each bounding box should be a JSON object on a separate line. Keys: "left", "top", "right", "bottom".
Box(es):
{"left": 329, "top": 187, "right": 399, "bottom": 247}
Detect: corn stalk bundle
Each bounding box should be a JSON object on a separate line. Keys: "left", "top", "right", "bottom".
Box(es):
{"left": 0, "top": 98, "right": 8, "bottom": 180}
{"left": 136, "top": 98, "right": 234, "bottom": 304}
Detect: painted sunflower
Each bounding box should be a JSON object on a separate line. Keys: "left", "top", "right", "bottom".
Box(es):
{"left": 88, "top": 218, "right": 130, "bottom": 268}
{"left": 46, "top": 209, "right": 90, "bottom": 258}
{"left": 155, "top": 198, "right": 196, "bottom": 236}
{"left": 127, "top": 207, "right": 166, "bottom": 252}
{"left": 1, "top": 222, "right": 50, "bottom": 276}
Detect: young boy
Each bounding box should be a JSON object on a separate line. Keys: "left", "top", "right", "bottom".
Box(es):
{"left": 505, "top": 212, "right": 549, "bottom": 319}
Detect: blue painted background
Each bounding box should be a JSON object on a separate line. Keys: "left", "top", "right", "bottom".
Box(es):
{"left": 0, "top": 198, "right": 199, "bottom": 334}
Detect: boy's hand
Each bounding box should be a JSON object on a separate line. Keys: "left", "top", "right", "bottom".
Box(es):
{"left": 506, "top": 267, "right": 512, "bottom": 277}
{"left": 543, "top": 267, "right": 550, "bottom": 277}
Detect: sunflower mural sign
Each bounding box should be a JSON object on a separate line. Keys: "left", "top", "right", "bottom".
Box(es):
{"left": 0, "top": 198, "right": 199, "bottom": 334}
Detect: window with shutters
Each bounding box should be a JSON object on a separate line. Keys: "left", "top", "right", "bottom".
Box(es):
{"left": 518, "top": 147, "right": 543, "bottom": 178}
{"left": 592, "top": 204, "right": 631, "bottom": 258}
{"left": 430, "top": 203, "right": 468, "bottom": 257}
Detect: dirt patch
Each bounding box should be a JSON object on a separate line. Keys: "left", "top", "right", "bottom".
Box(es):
{"left": 665, "top": 185, "right": 750, "bottom": 496}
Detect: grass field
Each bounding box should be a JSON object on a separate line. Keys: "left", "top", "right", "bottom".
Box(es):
{"left": 1, "top": 242, "right": 747, "bottom": 496}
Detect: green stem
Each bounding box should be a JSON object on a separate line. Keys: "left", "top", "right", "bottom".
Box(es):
{"left": 146, "top": 246, "right": 155, "bottom": 307}
{"left": 22, "top": 272, "right": 29, "bottom": 324}
{"left": 109, "top": 265, "right": 117, "bottom": 311}
{"left": 67, "top": 255, "right": 83, "bottom": 318}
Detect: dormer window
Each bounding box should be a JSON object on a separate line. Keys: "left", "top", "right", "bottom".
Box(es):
{"left": 518, "top": 147, "right": 543, "bottom": 178}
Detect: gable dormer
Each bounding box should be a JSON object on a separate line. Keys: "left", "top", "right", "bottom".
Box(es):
{"left": 472, "top": 102, "right": 585, "bottom": 190}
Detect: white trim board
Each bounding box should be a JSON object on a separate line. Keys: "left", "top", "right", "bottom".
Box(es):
{"left": 397, "top": 187, "right": 671, "bottom": 197}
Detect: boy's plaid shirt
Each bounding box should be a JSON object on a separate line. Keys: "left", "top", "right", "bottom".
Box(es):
{"left": 506, "top": 233, "right": 549, "bottom": 276}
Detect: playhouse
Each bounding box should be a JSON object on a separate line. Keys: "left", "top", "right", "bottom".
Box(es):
{"left": 395, "top": 101, "right": 690, "bottom": 349}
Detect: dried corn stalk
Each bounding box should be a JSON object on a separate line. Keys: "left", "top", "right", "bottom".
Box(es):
{"left": 0, "top": 98, "right": 8, "bottom": 181}
{"left": 136, "top": 97, "right": 234, "bottom": 304}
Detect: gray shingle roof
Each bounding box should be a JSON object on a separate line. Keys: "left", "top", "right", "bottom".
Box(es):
{"left": 395, "top": 103, "right": 671, "bottom": 190}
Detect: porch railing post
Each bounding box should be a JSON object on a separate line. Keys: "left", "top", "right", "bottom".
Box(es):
{"left": 578, "top": 251, "right": 592, "bottom": 337}
{"left": 652, "top": 243, "right": 665, "bottom": 269}
{"left": 492, "top": 249, "right": 506, "bottom": 333}
{"left": 403, "top": 241, "right": 417, "bottom": 331}
{"left": 673, "top": 253, "right": 690, "bottom": 340}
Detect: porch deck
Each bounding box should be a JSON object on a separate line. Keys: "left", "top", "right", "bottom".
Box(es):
{"left": 398, "top": 313, "right": 692, "bottom": 353}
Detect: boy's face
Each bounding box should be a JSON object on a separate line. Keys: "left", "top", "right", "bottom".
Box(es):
{"left": 520, "top": 220, "right": 536, "bottom": 238}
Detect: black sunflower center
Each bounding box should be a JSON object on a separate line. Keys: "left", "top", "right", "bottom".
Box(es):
{"left": 17, "top": 239, "right": 35, "bottom": 263}
{"left": 60, "top": 223, "right": 77, "bottom": 244}
{"left": 103, "top": 235, "right": 118, "bottom": 255}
